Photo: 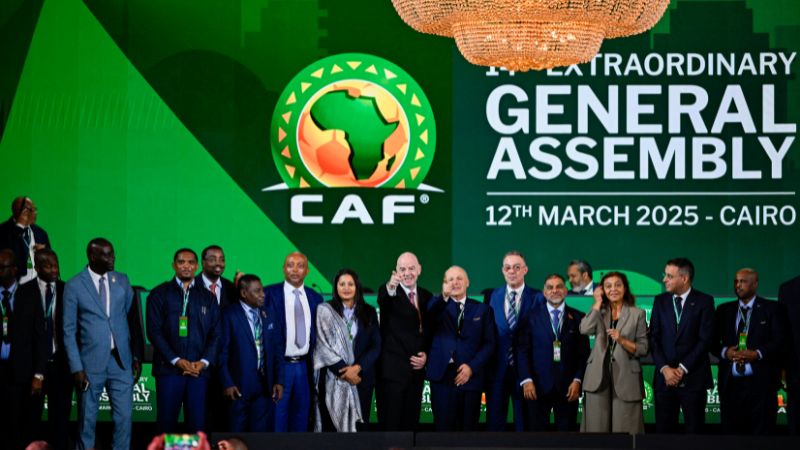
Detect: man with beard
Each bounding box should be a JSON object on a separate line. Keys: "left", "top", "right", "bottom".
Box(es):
{"left": 376, "top": 252, "right": 432, "bottom": 431}
{"left": 714, "top": 268, "right": 787, "bottom": 434}
{"left": 516, "top": 274, "right": 589, "bottom": 431}
{"left": 566, "top": 259, "right": 595, "bottom": 296}
{"left": 147, "top": 248, "right": 220, "bottom": 434}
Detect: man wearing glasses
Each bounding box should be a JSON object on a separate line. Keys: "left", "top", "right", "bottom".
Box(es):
{"left": 485, "top": 251, "right": 543, "bottom": 431}
{"left": 0, "top": 197, "right": 51, "bottom": 284}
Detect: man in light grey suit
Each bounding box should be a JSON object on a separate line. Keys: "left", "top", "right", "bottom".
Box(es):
{"left": 63, "top": 238, "right": 136, "bottom": 450}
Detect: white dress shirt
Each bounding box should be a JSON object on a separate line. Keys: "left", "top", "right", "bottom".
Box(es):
{"left": 283, "top": 281, "right": 311, "bottom": 357}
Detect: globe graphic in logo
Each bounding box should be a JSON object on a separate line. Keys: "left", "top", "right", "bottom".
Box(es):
{"left": 271, "top": 53, "right": 436, "bottom": 189}
{"left": 297, "top": 81, "right": 410, "bottom": 187}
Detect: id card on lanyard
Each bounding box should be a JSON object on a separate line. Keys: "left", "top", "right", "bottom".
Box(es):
{"left": 737, "top": 307, "right": 752, "bottom": 351}
{"left": 550, "top": 310, "right": 562, "bottom": 363}
{"left": 1, "top": 301, "right": 8, "bottom": 338}
{"left": 179, "top": 288, "right": 190, "bottom": 337}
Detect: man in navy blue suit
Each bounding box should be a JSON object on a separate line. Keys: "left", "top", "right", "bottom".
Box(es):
{"left": 146, "top": 248, "right": 220, "bottom": 434}
{"left": 426, "top": 266, "right": 495, "bottom": 431}
{"left": 485, "top": 251, "right": 542, "bottom": 431}
{"left": 650, "top": 257, "right": 714, "bottom": 434}
{"left": 779, "top": 273, "right": 800, "bottom": 435}
{"left": 218, "top": 274, "right": 283, "bottom": 431}
{"left": 264, "top": 251, "right": 322, "bottom": 432}
{"left": 714, "top": 268, "right": 787, "bottom": 435}
{"left": 516, "top": 274, "right": 589, "bottom": 431}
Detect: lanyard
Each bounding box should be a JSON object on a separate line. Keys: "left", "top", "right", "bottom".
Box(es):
{"left": 181, "top": 288, "right": 190, "bottom": 316}
{"left": 345, "top": 310, "right": 356, "bottom": 341}
{"left": 672, "top": 297, "right": 683, "bottom": 325}
{"left": 549, "top": 308, "right": 562, "bottom": 339}
{"left": 737, "top": 306, "right": 752, "bottom": 335}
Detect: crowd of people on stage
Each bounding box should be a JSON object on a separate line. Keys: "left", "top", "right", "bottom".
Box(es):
{"left": 2, "top": 196, "right": 800, "bottom": 450}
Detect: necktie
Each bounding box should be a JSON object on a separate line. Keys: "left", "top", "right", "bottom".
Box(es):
{"left": 551, "top": 309, "right": 561, "bottom": 336}
{"left": 734, "top": 306, "right": 750, "bottom": 375}
{"left": 507, "top": 291, "right": 518, "bottom": 331}
{"left": 457, "top": 302, "right": 465, "bottom": 334}
{"left": 293, "top": 289, "right": 306, "bottom": 348}
{"left": 674, "top": 296, "right": 683, "bottom": 317}
{"left": 251, "top": 309, "right": 263, "bottom": 372}
{"left": 210, "top": 282, "right": 218, "bottom": 302}
{"left": 45, "top": 283, "right": 54, "bottom": 356}
{"left": 1, "top": 290, "right": 10, "bottom": 343}
{"left": 408, "top": 290, "right": 416, "bottom": 308}
{"left": 99, "top": 276, "right": 108, "bottom": 316}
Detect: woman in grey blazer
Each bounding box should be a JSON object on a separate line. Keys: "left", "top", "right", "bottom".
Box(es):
{"left": 579, "top": 271, "right": 648, "bottom": 434}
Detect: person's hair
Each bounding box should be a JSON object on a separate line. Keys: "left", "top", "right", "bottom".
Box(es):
{"left": 201, "top": 245, "right": 223, "bottom": 261}
{"left": 569, "top": 259, "right": 593, "bottom": 278}
{"left": 737, "top": 267, "right": 759, "bottom": 282}
{"left": 173, "top": 248, "right": 198, "bottom": 262}
{"left": 0, "top": 248, "right": 16, "bottom": 265}
{"left": 11, "top": 196, "right": 28, "bottom": 217}
{"left": 503, "top": 250, "right": 526, "bottom": 264}
{"left": 330, "top": 268, "right": 372, "bottom": 327}
{"left": 34, "top": 248, "right": 57, "bottom": 267}
{"left": 238, "top": 274, "right": 261, "bottom": 294}
{"left": 599, "top": 271, "right": 636, "bottom": 307}
{"left": 666, "top": 257, "right": 695, "bottom": 282}
{"left": 543, "top": 273, "right": 566, "bottom": 284}
{"left": 86, "top": 238, "right": 112, "bottom": 258}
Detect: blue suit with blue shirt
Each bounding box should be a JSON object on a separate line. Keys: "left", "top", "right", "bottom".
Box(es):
{"left": 485, "top": 284, "right": 542, "bottom": 430}
{"left": 219, "top": 301, "right": 284, "bottom": 431}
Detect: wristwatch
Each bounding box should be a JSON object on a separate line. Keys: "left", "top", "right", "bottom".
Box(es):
{"left": 33, "top": 374, "right": 44, "bottom": 381}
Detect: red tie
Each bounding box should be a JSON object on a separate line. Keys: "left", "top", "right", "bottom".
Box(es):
{"left": 210, "top": 282, "right": 218, "bottom": 299}
{"left": 408, "top": 290, "right": 416, "bottom": 308}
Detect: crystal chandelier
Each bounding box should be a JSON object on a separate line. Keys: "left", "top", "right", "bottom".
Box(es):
{"left": 391, "top": 0, "right": 670, "bottom": 71}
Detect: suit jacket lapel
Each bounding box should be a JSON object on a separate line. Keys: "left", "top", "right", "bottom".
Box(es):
{"left": 492, "top": 289, "right": 508, "bottom": 332}
{"left": 236, "top": 306, "right": 257, "bottom": 349}
{"left": 79, "top": 269, "right": 106, "bottom": 315}
{"left": 617, "top": 304, "right": 631, "bottom": 334}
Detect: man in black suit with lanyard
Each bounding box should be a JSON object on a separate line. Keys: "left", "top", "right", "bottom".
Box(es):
{"left": 714, "top": 268, "right": 787, "bottom": 435}
{"left": 649, "top": 258, "right": 714, "bottom": 433}
{"left": 376, "top": 251, "right": 432, "bottom": 431}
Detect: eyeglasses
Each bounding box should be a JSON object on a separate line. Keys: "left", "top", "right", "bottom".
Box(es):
{"left": 502, "top": 264, "right": 525, "bottom": 272}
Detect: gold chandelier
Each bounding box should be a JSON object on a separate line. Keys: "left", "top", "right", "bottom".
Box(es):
{"left": 391, "top": 0, "right": 670, "bottom": 71}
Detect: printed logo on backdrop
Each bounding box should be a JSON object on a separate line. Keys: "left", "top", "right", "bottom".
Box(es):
{"left": 266, "top": 53, "right": 440, "bottom": 225}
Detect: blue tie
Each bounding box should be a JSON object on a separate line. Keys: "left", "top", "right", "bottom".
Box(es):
{"left": 251, "top": 309, "right": 263, "bottom": 372}
{"left": 293, "top": 289, "right": 306, "bottom": 348}
{"left": 506, "top": 291, "right": 518, "bottom": 365}
{"left": 551, "top": 309, "right": 561, "bottom": 337}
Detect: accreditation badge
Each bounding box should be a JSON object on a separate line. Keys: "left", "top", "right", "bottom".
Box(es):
{"left": 738, "top": 332, "right": 747, "bottom": 351}
{"left": 179, "top": 316, "right": 189, "bottom": 337}
{"left": 553, "top": 340, "right": 561, "bottom": 362}
{"left": 2, "top": 316, "right": 7, "bottom": 337}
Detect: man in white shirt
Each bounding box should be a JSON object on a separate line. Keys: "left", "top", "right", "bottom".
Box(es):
{"left": 264, "top": 252, "right": 323, "bottom": 432}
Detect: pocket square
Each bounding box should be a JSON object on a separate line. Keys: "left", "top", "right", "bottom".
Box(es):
{"left": 760, "top": 320, "right": 767, "bottom": 324}
{"left": 473, "top": 316, "right": 481, "bottom": 321}
{"left": 267, "top": 323, "right": 274, "bottom": 330}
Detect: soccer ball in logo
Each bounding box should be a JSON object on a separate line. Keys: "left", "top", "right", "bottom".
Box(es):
{"left": 271, "top": 54, "right": 436, "bottom": 189}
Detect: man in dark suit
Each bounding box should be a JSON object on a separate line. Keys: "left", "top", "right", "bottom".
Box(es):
{"left": 714, "top": 268, "right": 787, "bottom": 435}
{"left": 486, "top": 250, "right": 542, "bottom": 431}
{"left": 264, "top": 251, "right": 323, "bottom": 432}
{"left": 196, "top": 244, "right": 239, "bottom": 432}
{"left": 376, "top": 251, "right": 432, "bottom": 431}
{"left": 426, "top": 266, "right": 495, "bottom": 431}
{"left": 196, "top": 245, "right": 238, "bottom": 309}
{"left": 218, "top": 274, "right": 283, "bottom": 431}
{"left": 146, "top": 248, "right": 221, "bottom": 434}
{"left": 0, "top": 197, "right": 50, "bottom": 284}
{"left": 0, "top": 248, "right": 46, "bottom": 450}
{"left": 566, "top": 259, "right": 595, "bottom": 296}
{"left": 63, "top": 238, "right": 137, "bottom": 450}
{"left": 650, "top": 257, "right": 715, "bottom": 434}
{"left": 20, "top": 249, "right": 74, "bottom": 450}
{"left": 779, "top": 273, "right": 800, "bottom": 435}
{"left": 516, "top": 274, "right": 589, "bottom": 431}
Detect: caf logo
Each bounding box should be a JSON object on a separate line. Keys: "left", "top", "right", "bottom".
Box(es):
{"left": 271, "top": 53, "right": 436, "bottom": 189}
